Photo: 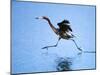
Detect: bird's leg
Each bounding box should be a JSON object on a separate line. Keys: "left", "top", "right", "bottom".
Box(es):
{"left": 71, "top": 39, "right": 82, "bottom": 52}
{"left": 42, "top": 37, "right": 61, "bottom": 50}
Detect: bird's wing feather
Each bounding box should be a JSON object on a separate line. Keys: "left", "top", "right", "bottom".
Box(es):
{"left": 58, "top": 24, "right": 72, "bottom": 32}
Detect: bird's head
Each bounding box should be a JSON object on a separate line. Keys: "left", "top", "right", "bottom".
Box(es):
{"left": 35, "top": 16, "right": 43, "bottom": 19}
{"left": 35, "top": 16, "right": 49, "bottom": 20}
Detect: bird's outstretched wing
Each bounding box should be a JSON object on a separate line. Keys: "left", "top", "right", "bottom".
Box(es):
{"left": 57, "top": 20, "right": 72, "bottom": 32}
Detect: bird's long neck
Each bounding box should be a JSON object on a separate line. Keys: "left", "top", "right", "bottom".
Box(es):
{"left": 43, "top": 17, "right": 58, "bottom": 34}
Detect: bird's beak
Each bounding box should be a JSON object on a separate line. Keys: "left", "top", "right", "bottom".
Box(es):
{"left": 35, "top": 16, "right": 43, "bottom": 19}
{"left": 35, "top": 17, "right": 39, "bottom": 19}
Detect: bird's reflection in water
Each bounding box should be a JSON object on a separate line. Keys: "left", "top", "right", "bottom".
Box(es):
{"left": 41, "top": 47, "right": 95, "bottom": 71}
{"left": 55, "top": 57, "right": 73, "bottom": 71}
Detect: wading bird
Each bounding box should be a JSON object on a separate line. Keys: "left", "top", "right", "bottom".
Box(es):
{"left": 35, "top": 16, "right": 82, "bottom": 52}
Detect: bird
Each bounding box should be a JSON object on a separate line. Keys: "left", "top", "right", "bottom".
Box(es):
{"left": 35, "top": 16, "right": 82, "bottom": 52}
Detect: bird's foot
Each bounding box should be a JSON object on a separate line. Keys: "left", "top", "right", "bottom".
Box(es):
{"left": 42, "top": 46, "right": 48, "bottom": 50}
{"left": 41, "top": 47, "right": 49, "bottom": 55}
{"left": 77, "top": 47, "right": 82, "bottom": 52}
{"left": 77, "top": 47, "right": 83, "bottom": 55}
{"left": 42, "top": 45, "right": 57, "bottom": 50}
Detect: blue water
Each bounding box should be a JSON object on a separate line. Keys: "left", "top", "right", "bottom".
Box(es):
{"left": 12, "top": 1, "right": 96, "bottom": 74}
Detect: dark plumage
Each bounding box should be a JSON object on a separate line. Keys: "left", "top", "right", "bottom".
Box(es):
{"left": 57, "top": 20, "right": 72, "bottom": 32}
